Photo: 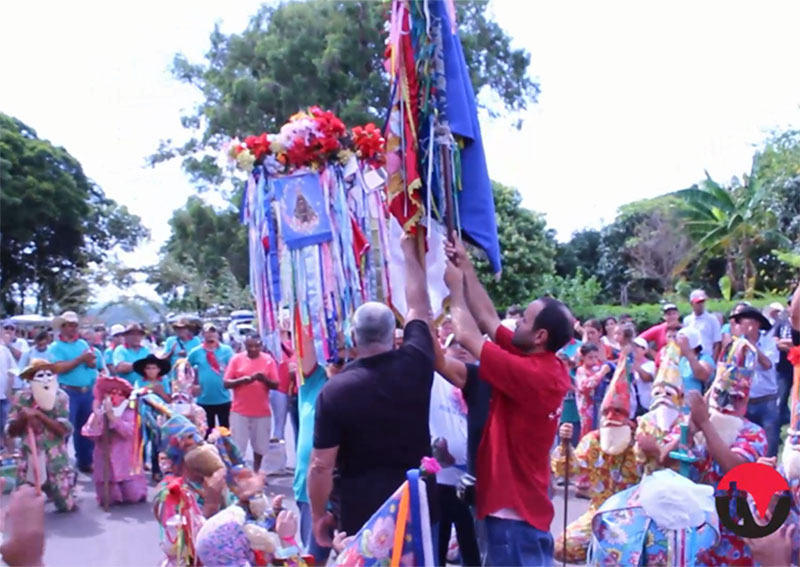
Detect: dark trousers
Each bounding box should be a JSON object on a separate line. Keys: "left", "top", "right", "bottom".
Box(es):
{"left": 200, "top": 402, "right": 231, "bottom": 435}
{"left": 66, "top": 388, "right": 94, "bottom": 469}
{"left": 485, "top": 516, "right": 553, "bottom": 567}
{"left": 438, "top": 484, "right": 481, "bottom": 567}
{"left": 778, "top": 370, "right": 793, "bottom": 427}
{"left": 747, "top": 396, "right": 780, "bottom": 458}
{"left": 289, "top": 393, "right": 299, "bottom": 446}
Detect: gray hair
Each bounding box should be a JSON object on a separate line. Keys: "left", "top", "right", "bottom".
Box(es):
{"left": 353, "top": 302, "right": 395, "bottom": 349}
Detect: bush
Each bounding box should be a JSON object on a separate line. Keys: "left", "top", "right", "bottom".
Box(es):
{"left": 573, "top": 295, "right": 788, "bottom": 330}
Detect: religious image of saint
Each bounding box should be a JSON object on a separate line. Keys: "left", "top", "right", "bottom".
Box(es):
{"left": 283, "top": 181, "right": 320, "bottom": 234}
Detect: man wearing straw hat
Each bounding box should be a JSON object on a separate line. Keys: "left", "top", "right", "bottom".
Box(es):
{"left": 48, "top": 310, "right": 99, "bottom": 474}
{"left": 7, "top": 359, "right": 76, "bottom": 512}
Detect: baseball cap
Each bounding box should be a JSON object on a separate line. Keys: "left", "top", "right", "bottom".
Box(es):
{"left": 769, "top": 302, "right": 784, "bottom": 312}
{"left": 677, "top": 326, "right": 702, "bottom": 350}
{"left": 662, "top": 303, "right": 678, "bottom": 313}
{"left": 633, "top": 337, "right": 648, "bottom": 349}
{"left": 202, "top": 322, "right": 218, "bottom": 333}
{"left": 689, "top": 289, "right": 707, "bottom": 303}
{"left": 109, "top": 324, "right": 125, "bottom": 337}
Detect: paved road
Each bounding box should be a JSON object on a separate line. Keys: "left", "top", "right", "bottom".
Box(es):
{"left": 39, "top": 424, "right": 589, "bottom": 566}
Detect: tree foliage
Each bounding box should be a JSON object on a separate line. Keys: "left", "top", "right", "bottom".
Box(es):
{"left": 673, "top": 167, "right": 789, "bottom": 297}
{"left": 149, "top": 0, "right": 540, "bottom": 191}
{"left": 0, "top": 113, "right": 149, "bottom": 315}
{"left": 473, "top": 182, "right": 556, "bottom": 308}
{"left": 147, "top": 196, "right": 250, "bottom": 314}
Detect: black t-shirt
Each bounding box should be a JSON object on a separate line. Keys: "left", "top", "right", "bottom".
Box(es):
{"left": 314, "top": 319, "right": 436, "bottom": 535}
{"left": 461, "top": 363, "right": 490, "bottom": 477}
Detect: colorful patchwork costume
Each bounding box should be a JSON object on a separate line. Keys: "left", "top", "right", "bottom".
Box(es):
{"left": 551, "top": 356, "right": 641, "bottom": 563}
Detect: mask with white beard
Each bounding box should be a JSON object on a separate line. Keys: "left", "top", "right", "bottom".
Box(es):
{"left": 782, "top": 441, "right": 800, "bottom": 479}
{"left": 31, "top": 369, "right": 58, "bottom": 411}
{"left": 600, "top": 424, "right": 632, "bottom": 455}
{"left": 651, "top": 404, "right": 680, "bottom": 432}
{"left": 694, "top": 409, "right": 743, "bottom": 449}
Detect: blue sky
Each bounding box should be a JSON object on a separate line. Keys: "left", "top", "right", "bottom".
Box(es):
{"left": 3, "top": 0, "right": 800, "bottom": 303}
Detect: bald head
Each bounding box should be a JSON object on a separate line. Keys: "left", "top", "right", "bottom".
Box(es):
{"left": 353, "top": 302, "right": 395, "bottom": 353}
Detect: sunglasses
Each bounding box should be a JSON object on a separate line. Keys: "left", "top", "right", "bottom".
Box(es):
{"left": 3, "top": 326, "right": 14, "bottom": 331}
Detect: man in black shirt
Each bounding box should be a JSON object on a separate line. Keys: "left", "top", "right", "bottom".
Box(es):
{"left": 309, "top": 234, "right": 435, "bottom": 544}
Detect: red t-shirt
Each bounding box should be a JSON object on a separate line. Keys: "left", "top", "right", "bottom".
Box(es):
{"left": 477, "top": 325, "right": 570, "bottom": 532}
{"left": 224, "top": 352, "right": 277, "bottom": 418}
{"left": 639, "top": 322, "right": 668, "bottom": 350}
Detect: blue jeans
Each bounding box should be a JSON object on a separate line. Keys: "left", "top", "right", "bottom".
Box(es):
{"left": 485, "top": 517, "right": 553, "bottom": 567}
{"left": 297, "top": 500, "right": 332, "bottom": 565}
{"left": 270, "top": 390, "right": 288, "bottom": 441}
{"left": 747, "top": 396, "right": 780, "bottom": 458}
{"left": 65, "top": 387, "right": 94, "bottom": 469}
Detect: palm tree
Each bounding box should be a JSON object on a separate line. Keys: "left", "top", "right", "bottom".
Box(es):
{"left": 673, "top": 161, "right": 789, "bottom": 297}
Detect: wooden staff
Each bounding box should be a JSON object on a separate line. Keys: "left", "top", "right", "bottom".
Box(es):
{"left": 26, "top": 425, "right": 41, "bottom": 496}
{"left": 561, "top": 436, "right": 570, "bottom": 567}
{"left": 442, "top": 146, "right": 456, "bottom": 238}
{"left": 102, "top": 413, "right": 111, "bottom": 512}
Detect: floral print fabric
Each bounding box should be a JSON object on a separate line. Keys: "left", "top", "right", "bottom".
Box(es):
{"left": 551, "top": 430, "right": 641, "bottom": 563}
{"left": 8, "top": 389, "right": 76, "bottom": 512}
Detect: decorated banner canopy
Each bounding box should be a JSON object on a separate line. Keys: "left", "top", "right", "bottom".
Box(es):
{"left": 230, "top": 0, "right": 501, "bottom": 375}
{"left": 230, "top": 107, "right": 393, "bottom": 370}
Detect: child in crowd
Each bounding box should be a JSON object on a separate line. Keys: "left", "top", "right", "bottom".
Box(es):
{"left": 575, "top": 344, "right": 612, "bottom": 438}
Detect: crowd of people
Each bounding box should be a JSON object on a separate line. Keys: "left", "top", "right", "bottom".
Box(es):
{"left": 0, "top": 232, "right": 799, "bottom": 567}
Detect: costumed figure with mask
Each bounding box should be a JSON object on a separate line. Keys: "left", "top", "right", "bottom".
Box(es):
{"left": 686, "top": 338, "right": 767, "bottom": 566}
{"left": 5, "top": 359, "right": 76, "bottom": 512}
{"left": 81, "top": 375, "right": 147, "bottom": 507}
{"left": 587, "top": 468, "right": 720, "bottom": 566}
{"left": 195, "top": 465, "right": 309, "bottom": 567}
{"left": 551, "top": 355, "right": 641, "bottom": 563}
{"left": 170, "top": 359, "right": 208, "bottom": 438}
{"left": 152, "top": 413, "right": 231, "bottom": 567}
{"left": 634, "top": 341, "right": 689, "bottom": 475}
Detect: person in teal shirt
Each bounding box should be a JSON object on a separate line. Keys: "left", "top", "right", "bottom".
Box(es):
{"left": 294, "top": 363, "right": 330, "bottom": 562}
{"left": 48, "top": 310, "right": 99, "bottom": 473}
{"left": 188, "top": 322, "right": 234, "bottom": 431}
{"left": 163, "top": 318, "right": 201, "bottom": 393}
{"left": 677, "top": 326, "right": 715, "bottom": 393}
{"left": 113, "top": 323, "right": 151, "bottom": 385}
{"left": 103, "top": 324, "right": 125, "bottom": 373}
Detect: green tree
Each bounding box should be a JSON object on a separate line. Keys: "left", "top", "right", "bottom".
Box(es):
{"left": 555, "top": 229, "right": 602, "bottom": 279}
{"left": 149, "top": 0, "right": 540, "bottom": 191}
{"left": 673, "top": 166, "right": 789, "bottom": 297}
{"left": 147, "top": 196, "right": 250, "bottom": 313}
{"left": 0, "top": 113, "right": 148, "bottom": 315}
{"left": 473, "top": 182, "right": 556, "bottom": 308}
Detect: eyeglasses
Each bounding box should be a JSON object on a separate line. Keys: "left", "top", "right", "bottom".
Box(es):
{"left": 3, "top": 326, "right": 14, "bottom": 330}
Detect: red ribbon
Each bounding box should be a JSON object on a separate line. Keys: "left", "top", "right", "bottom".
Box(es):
{"left": 204, "top": 348, "right": 221, "bottom": 375}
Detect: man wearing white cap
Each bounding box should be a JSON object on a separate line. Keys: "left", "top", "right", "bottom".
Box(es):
{"left": 103, "top": 324, "right": 125, "bottom": 375}
{"left": 683, "top": 289, "right": 722, "bottom": 360}
{"left": 676, "top": 326, "right": 715, "bottom": 393}
{"left": 47, "top": 311, "right": 99, "bottom": 473}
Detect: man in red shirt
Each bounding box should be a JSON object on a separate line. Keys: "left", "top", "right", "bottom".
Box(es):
{"left": 444, "top": 234, "right": 572, "bottom": 567}
{"left": 638, "top": 303, "right": 681, "bottom": 352}
{"left": 224, "top": 333, "right": 279, "bottom": 472}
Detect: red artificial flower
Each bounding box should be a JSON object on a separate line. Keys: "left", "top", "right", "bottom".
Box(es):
{"left": 286, "top": 136, "right": 313, "bottom": 167}
{"left": 352, "top": 123, "right": 386, "bottom": 166}
{"left": 244, "top": 132, "right": 270, "bottom": 160}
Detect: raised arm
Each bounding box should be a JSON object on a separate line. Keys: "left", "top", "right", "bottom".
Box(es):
{"left": 432, "top": 334, "right": 468, "bottom": 389}
{"left": 401, "top": 233, "right": 431, "bottom": 324}
{"left": 791, "top": 280, "right": 800, "bottom": 332}
{"left": 445, "top": 232, "right": 501, "bottom": 340}
{"left": 444, "top": 261, "right": 486, "bottom": 361}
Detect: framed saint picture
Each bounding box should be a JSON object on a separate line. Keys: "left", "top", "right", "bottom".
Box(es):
{"left": 272, "top": 172, "right": 333, "bottom": 250}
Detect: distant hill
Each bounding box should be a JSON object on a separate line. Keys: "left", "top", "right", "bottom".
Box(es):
{"left": 87, "top": 297, "right": 167, "bottom": 326}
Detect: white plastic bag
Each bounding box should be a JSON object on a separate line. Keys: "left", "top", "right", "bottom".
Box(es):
{"left": 639, "top": 469, "right": 717, "bottom": 532}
